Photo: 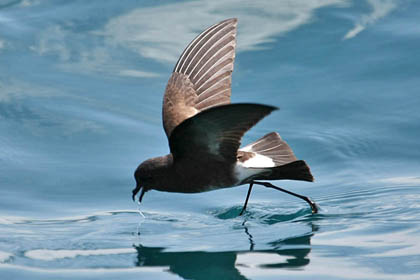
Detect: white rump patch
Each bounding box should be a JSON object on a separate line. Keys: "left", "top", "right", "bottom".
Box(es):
{"left": 234, "top": 153, "right": 275, "bottom": 184}
{"left": 240, "top": 153, "right": 275, "bottom": 168}
{"left": 234, "top": 164, "right": 262, "bottom": 184}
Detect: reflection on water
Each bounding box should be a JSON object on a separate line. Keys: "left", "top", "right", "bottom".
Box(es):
{"left": 2, "top": 192, "right": 420, "bottom": 279}
{"left": 135, "top": 246, "right": 248, "bottom": 280}
{"left": 134, "top": 235, "right": 313, "bottom": 280}
{"left": 134, "top": 218, "right": 317, "bottom": 280}
{"left": 243, "top": 223, "right": 255, "bottom": 251}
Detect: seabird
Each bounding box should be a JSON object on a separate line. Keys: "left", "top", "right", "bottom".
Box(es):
{"left": 132, "top": 18, "right": 318, "bottom": 214}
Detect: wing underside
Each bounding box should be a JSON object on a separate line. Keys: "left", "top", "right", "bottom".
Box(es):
{"left": 163, "top": 18, "right": 238, "bottom": 138}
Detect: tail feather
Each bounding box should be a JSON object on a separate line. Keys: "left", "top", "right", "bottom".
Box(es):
{"left": 240, "top": 132, "right": 297, "bottom": 166}
{"left": 238, "top": 132, "right": 314, "bottom": 183}
{"left": 258, "top": 160, "right": 314, "bottom": 182}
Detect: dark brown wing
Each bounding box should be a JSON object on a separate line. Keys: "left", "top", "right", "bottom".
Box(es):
{"left": 163, "top": 18, "right": 237, "bottom": 138}
{"left": 169, "top": 104, "right": 277, "bottom": 162}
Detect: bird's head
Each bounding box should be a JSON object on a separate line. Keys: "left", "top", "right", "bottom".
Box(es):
{"left": 132, "top": 155, "right": 173, "bottom": 202}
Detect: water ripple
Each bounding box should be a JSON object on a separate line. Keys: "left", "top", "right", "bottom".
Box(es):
{"left": 211, "top": 204, "right": 314, "bottom": 224}
{"left": 305, "top": 128, "right": 379, "bottom": 160}
{"left": 0, "top": 210, "right": 140, "bottom": 225}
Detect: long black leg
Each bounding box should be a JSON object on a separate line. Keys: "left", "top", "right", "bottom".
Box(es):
{"left": 239, "top": 183, "right": 254, "bottom": 216}
{"left": 252, "top": 181, "right": 318, "bottom": 214}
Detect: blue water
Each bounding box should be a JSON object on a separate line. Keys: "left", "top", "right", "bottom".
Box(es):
{"left": 1, "top": 0, "right": 420, "bottom": 279}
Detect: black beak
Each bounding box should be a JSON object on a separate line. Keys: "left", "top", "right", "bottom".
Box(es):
{"left": 139, "top": 188, "right": 146, "bottom": 203}
{"left": 132, "top": 184, "right": 146, "bottom": 203}
{"left": 132, "top": 184, "right": 141, "bottom": 201}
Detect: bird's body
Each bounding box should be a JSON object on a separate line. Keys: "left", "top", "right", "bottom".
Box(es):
{"left": 133, "top": 18, "right": 318, "bottom": 214}
{"left": 136, "top": 153, "right": 235, "bottom": 193}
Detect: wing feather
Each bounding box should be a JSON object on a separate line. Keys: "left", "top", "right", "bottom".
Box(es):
{"left": 163, "top": 19, "right": 238, "bottom": 139}
{"left": 169, "top": 104, "right": 277, "bottom": 161}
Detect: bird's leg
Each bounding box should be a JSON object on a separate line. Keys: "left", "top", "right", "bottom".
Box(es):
{"left": 252, "top": 181, "right": 319, "bottom": 214}
{"left": 239, "top": 182, "right": 254, "bottom": 216}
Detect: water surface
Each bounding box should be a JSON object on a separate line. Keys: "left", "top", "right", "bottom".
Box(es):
{"left": 1, "top": 0, "right": 420, "bottom": 279}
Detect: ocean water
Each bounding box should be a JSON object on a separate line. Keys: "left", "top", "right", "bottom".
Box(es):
{"left": 1, "top": 0, "right": 420, "bottom": 279}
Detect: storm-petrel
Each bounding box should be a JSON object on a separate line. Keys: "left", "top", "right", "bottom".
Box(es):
{"left": 132, "top": 18, "right": 318, "bottom": 214}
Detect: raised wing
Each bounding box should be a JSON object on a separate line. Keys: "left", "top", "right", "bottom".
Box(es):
{"left": 169, "top": 104, "right": 277, "bottom": 162}
{"left": 163, "top": 18, "right": 237, "bottom": 137}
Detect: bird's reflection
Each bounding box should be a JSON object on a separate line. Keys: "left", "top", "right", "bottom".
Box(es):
{"left": 135, "top": 246, "right": 248, "bottom": 280}
{"left": 243, "top": 222, "right": 255, "bottom": 251}
{"left": 134, "top": 222, "right": 318, "bottom": 280}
